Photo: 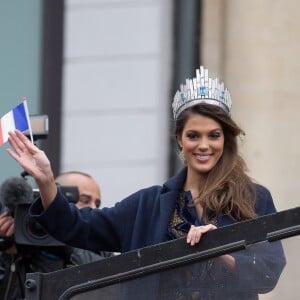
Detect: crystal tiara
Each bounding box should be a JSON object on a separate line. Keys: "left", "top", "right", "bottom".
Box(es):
{"left": 172, "top": 66, "right": 232, "bottom": 120}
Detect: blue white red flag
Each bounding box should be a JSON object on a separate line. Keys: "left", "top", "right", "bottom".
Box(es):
{"left": 0, "top": 101, "right": 32, "bottom": 147}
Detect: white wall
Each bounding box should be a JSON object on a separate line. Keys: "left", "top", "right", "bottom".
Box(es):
{"left": 61, "top": 0, "right": 173, "bottom": 207}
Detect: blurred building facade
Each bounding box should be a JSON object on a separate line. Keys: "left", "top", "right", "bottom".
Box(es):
{"left": 1, "top": 0, "right": 300, "bottom": 213}
{"left": 202, "top": 0, "right": 300, "bottom": 212}
{"left": 59, "top": 0, "right": 173, "bottom": 205}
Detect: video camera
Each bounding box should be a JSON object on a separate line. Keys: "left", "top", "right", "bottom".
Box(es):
{"left": 0, "top": 176, "right": 79, "bottom": 250}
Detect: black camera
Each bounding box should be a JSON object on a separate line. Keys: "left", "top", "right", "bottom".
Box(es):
{"left": 15, "top": 186, "right": 79, "bottom": 247}
{"left": 0, "top": 177, "right": 79, "bottom": 249}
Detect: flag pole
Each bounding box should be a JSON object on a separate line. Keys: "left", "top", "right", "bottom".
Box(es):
{"left": 22, "top": 97, "right": 34, "bottom": 144}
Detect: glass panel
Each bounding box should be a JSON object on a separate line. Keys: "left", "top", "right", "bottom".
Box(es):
{"left": 68, "top": 236, "right": 299, "bottom": 300}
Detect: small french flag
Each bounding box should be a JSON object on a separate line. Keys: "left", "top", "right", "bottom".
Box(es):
{"left": 0, "top": 100, "right": 32, "bottom": 147}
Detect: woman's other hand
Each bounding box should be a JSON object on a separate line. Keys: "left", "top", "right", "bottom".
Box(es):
{"left": 186, "top": 224, "right": 217, "bottom": 246}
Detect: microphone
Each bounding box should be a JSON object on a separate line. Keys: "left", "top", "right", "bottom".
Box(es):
{"left": 0, "top": 177, "right": 33, "bottom": 213}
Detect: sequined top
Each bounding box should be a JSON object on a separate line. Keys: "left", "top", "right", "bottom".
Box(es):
{"left": 168, "top": 191, "right": 204, "bottom": 240}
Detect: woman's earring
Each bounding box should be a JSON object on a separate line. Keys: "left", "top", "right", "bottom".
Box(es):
{"left": 179, "top": 150, "right": 186, "bottom": 163}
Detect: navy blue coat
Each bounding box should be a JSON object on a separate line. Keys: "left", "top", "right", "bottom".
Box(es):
{"left": 30, "top": 168, "right": 278, "bottom": 253}
{"left": 29, "top": 168, "right": 286, "bottom": 298}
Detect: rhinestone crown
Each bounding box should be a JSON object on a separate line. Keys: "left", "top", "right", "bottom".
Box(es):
{"left": 172, "top": 66, "right": 232, "bottom": 119}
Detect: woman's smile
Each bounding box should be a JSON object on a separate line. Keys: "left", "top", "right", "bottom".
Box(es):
{"left": 193, "top": 153, "right": 212, "bottom": 163}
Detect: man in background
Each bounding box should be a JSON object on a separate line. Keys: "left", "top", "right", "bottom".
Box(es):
{"left": 55, "top": 171, "right": 114, "bottom": 262}
{"left": 55, "top": 171, "right": 101, "bottom": 209}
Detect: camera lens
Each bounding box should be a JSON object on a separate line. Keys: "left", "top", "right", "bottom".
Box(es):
{"left": 25, "top": 216, "right": 48, "bottom": 239}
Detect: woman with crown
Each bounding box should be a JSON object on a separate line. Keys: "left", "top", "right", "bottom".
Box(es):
{"left": 4, "top": 66, "right": 285, "bottom": 299}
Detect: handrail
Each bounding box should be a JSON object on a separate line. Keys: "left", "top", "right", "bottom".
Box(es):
{"left": 25, "top": 206, "right": 300, "bottom": 300}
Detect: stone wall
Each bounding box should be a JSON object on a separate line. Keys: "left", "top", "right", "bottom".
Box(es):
{"left": 202, "top": 1, "right": 300, "bottom": 298}
{"left": 202, "top": 0, "right": 300, "bottom": 212}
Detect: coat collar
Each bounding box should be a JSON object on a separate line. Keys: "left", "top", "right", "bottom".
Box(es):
{"left": 152, "top": 168, "right": 188, "bottom": 243}
{"left": 162, "top": 167, "right": 187, "bottom": 193}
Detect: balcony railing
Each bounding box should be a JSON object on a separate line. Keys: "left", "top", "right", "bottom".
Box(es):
{"left": 24, "top": 206, "right": 300, "bottom": 300}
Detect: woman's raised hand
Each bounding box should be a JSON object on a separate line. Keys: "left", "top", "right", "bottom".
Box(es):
{"left": 6, "top": 130, "right": 57, "bottom": 208}
{"left": 7, "top": 130, "right": 51, "bottom": 182}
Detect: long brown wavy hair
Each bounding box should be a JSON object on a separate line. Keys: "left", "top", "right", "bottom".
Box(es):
{"left": 174, "top": 103, "right": 257, "bottom": 223}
